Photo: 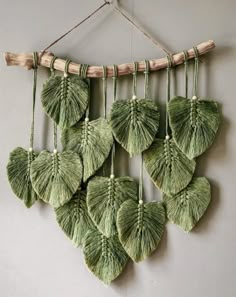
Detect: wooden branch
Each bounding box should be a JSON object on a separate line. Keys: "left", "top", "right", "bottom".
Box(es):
{"left": 4, "top": 40, "right": 215, "bottom": 78}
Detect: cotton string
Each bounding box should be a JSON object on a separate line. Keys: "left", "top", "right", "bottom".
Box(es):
{"left": 193, "top": 46, "right": 199, "bottom": 98}
{"left": 165, "top": 55, "right": 172, "bottom": 137}
{"left": 50, "top": 56, "right": 58, "bottom": 151}
{"left": 183, "top": 50, "right": 189, "bottom": 98}
{"left": 144, "top": 60, "right": 150, "bottom": 98}
{"left": 79, "top": 64, "right": 90, "bottom": 118}
{"left": 41, "top": 1, "right": 171, "bottom": 58}
{"left": 132, "top": 62, "right": 138, "bottom": 99}
{"left": 102, "top": 66, "right": 107, "bottom": 118}
{"left": 139, "top": 153, "right": 143, "bottom": 203}
{"left": 110, "top": 64, "right": 118, "bottom": 176}
{"left": 29, "top": 52, "right": 38, "bottom": 150}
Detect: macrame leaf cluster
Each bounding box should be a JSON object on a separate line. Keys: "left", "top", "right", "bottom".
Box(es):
{"left": 110, "top": 98, "right": 160, "bottom": 156}
{"left": 87, "top": 176, "right": 138, "bottom": 237}
{"left": 30, "top": 150, "right": 82, "bottom": 207}
{"left": 143, "top": 138, "right": 196, "bottom": 195}
{"left": 163, "top": 177, "right": 211, "bottom": 232}
{"left": 168, "top": 96, "right": 220, "bottom": 159}
{"left": 41, "top": 75, "right": 89, "bottom": 129}
{"left": 117, "top": 200, "right": 165, "bottom": 262}
{"left": 7, "top": 147, "right": 38, "bottom": 208}
{"left": 83, "top": 228, "right": 128, "bottom": 284}
{"left": 55, "top": 190, "right": 94, "bottom": 247}
{"left": 61, "top": 117, "right": 113, "bottom": 182}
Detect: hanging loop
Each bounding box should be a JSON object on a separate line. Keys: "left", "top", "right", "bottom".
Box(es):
{"left": 183, "top": 50, "right": 188, "bottom": 64}
{"left": 79, "top": 64, "right": 89, "bottom": 78}
{"left": 64, "top": 59, "right": 71, "bottom": 77}
{"left": 183, "top": 50, "right": 189, "bottom": 98}
{"left": 104, "top": 0, "right": 112, "bottom": 4}
{"left": 166, "top": 54, "right": 174, "bottom": 69}
{"left": 193, "top": 46, "right": 199, "bottom": 60}
{"left": 50, "top": 56, "right": 57, "bottom": 75}
{"left": 113, "top": 64, "right": 118, "bottom": 79}
{"left": 102, "top": 66, "right": 108, "bottom": 118}
{"left": 32, "top": 52, "right": 38, "bottom": 69}
{"left": 112, "top": 64, "right": 118, "bottom": 102}
{"left": 193, "top": 46, "right": 199, "bottom": 99}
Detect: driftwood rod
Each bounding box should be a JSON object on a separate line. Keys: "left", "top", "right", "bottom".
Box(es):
{"left": 4, "top": 40, "right": 215, "bottom": 78}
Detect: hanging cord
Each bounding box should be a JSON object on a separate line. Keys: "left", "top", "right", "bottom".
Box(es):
{"left": 132, "top": 62, "right": 138, "bottom": 99}
{"left": 64, "top": 59, "right": 71, "bottom": 78}
{"left": 108, "top": 1, "right": 171, "bottom": 55}
{"left": 102, "top": 66, "right": 107, "bottom": 118}
{"left": 49, "top": 56, "right": 58, "bottom": 152}
{"left": 183, "top": 50, "right": 189, "bottom": 98}
{"left": 40, "top": 1, "right": 171, "bottom": 60}
{"left": 165, "top": 54, "right": 173, "bottom": 138}
{"left": 110, "top": 65, "right": 118, "bottom": 177}
{"left": 79, "top": 64, "right": 90, "bottom": 118}
{"left": 138, "top": 153, "right": 144, "bottom": 204}
{"left": 40, "top": 2, "right": 109, "bottom": 57}
{"left": 193, "top": 46, "right": 199, "bottom": 99}
{"left": 29, "top": 52, "right": 38, "bottom": 151}
{"left": 144, "top": 60, "right": 150, "bottom": 98}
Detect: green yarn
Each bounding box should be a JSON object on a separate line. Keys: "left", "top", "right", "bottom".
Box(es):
{"left": 110, "top": 99, "right": 160, "bottom": 156}
{"left": 143, "top": 138, "right": 196, "bottom": 195}
{"left": 168, "top": 96, "right": 220, "bottom": 159}
{"left": 7, "top": 147, "right": 38, "bottom": 208}
{"left": 7, "top": 52, "right": 39, "bottom": 208}
{"left": 41, "top": 62, "right": 89, "bottom": 129}
{"left": 83, "top": 228, "right": 128, "bottom": 284}
{"left": 168, "top": 47, "right": 220, "bottom": 159}
{"left": 87, "top": 176, "right": 138, "bottom": 237}
{"left": 30, "top": 150, "right": 82, "bottom": 207}
{"left": 117, "top": 199, "right": 166, "bottom": 262}
{"left": 55, "top": 190, "right": 94, "bottom": 247}
{"left": 61, "top": 117, "right": 113, "bottom": 182}
{"left": 163, "top": 177, "right": 211, "bottom": 232}
{"left": 110, "top": 61, "right": 160, "bottom": 156}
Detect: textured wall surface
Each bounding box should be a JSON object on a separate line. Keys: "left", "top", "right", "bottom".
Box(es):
{"left": 0, "top": 0, "right": 235, "bottom": 296}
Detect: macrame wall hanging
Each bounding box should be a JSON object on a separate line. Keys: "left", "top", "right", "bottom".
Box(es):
{"left": 5, "top": 0, "right": 220, "bottom": 285}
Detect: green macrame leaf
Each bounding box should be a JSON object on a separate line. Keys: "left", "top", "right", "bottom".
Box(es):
{"left": 7, "top": 147, "right": 38, "bottom": 208}
{"left": 30, "top": 150, "right": 82, "bottom": 207}
{"left": 110, "top": 98, "right": 160, "bottom": 156}
{"left": 61, "top": 117, "right": 113, "bottom": 182}
{"left": 83, "top": 229, "right": 128, "bottom": 284}
{"left": 168, "top": 96, "right": 220, "bottom": 159}
{"left": 55, "top": 190, "right": 94, "bottom": 247}
{"left": 41, "top": 75, "right": 89, "bottom": 129}
{"left": 143, "top": 138, "right": 196, "bottom": 195}
{"left": 87, "top": 176, "right": 138, "bottom": 237}
{"left": 163, "top": 177, "right": 211, "bottom": 232}
{"left": 117, "top": 199, "right": 165, "bottom": 262}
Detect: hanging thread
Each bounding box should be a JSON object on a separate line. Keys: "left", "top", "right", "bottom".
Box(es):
{"left": 144, "top": 60, "right": 150, "bottom": 98}
{"left": 102, "top": 66, "right": 107, "bottom": 118}
{"left": 50, "top": 56, "right": 58, "bottom": 151}
{"left": 193, "top": 46, "right": 199, "bottom": 98}
{"left": 79, "top": 64, "right": 90, "bottom": 118}
{"left": 165, "top": 55, "right": 173, "bottom": 138}
{"left": 132, "top": 62, "right": 138, "bottom": 99}
{"left": 40, "top": 1, "right": 171, "bottom": 60}
{"left": 183, "top": 50, "right": 189, "bottom": 98}
{"left": 110, "top": 64, "right": 118, "bottom": 177}
{"left": 139, "top": 153, "right": 143, "bottom": 203}
{"left": 29, "top": 52, "right": 38, "bottom": 150}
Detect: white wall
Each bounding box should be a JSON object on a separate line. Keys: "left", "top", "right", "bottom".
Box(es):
{"left": 0, "top": 0, "right": 235, "bottom": 296}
